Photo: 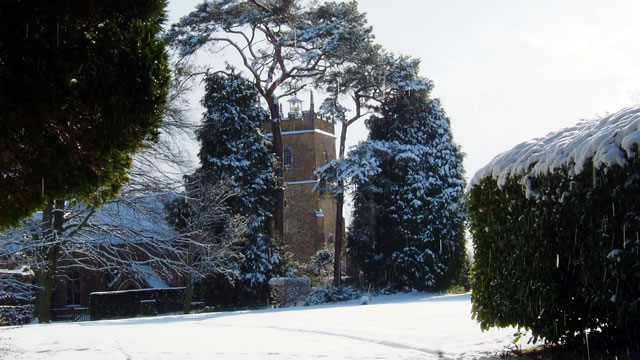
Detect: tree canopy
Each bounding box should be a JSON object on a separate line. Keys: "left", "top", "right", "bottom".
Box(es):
{"left": 165, "top": 0, "right": 373, "bottom": 237}
{"left": 0, "top": 0, "right": 170, "bottom": 229}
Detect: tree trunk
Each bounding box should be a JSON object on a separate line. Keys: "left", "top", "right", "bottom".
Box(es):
{"left": 183, "top": 279, "right": 194, "bottom": 314}
{"left": 333, "top": 121, "right": 349, "bottom": 286}
{"left": 333, "top": 191, "right": 344, "bottom": 286}
{"left": 35, "top": 200, "right": 61, "bottom": 323}
{"left": 267, "top": 99, "right": 285, "bottom": 239}
{"left": 35, "top": 251, "right": 57, "bottom": 323}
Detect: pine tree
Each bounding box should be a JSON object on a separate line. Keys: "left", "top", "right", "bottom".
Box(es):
{"left": 165, "top": 0, "right": 373, "bottom": 240}
{"left": 348, "top": 86, "right": 468, "bottom": 291}
{"left": 173, "top": 70, "right": 283, "bottom": 305}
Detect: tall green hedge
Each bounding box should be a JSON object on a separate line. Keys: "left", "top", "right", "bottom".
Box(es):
{"left": 469, "top": 151, "right": 640, "bottom": 348}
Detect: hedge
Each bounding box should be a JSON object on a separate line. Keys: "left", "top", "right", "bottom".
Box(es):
{"left": 89, "top": 287, "right": 185, "bottom": 320}
{"left": 468, "top": 106, "right": 640, "bottom": 349}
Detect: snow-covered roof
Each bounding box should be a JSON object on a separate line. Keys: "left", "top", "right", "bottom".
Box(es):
{"left": 469, "top": 105, "right": 640, "bottom": 189}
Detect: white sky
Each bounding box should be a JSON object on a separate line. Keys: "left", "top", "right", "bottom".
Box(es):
{"left": 166, "top": 0, "right": 640, "bottom": 181}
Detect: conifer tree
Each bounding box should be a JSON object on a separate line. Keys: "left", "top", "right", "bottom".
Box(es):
{"left": 347, "top": 86, "right": 467, "bottom": 291}
{"left": 171, "top": 70, "right": 283, "bottom": 304}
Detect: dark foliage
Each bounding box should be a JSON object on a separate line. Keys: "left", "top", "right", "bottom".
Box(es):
{"left": 0, "top": 0, "right": 170, "bottom": 228}
{"left": 470, "top": 154, "right": 640, "bottom": 350}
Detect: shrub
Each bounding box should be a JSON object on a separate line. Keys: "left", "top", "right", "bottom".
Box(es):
{"left": 468, "top": 106, "right": 640, "bottom": 349}
{"left": 268, "top": 277, "right": 310, "bottom": 307}
{"left": 304, "top": 285, "right": 361, "bottom": 306}
{"left": 307, "top": 249, "right": 333, "bottom": 278}
{"left": 0, "top": 305, "right": 34, "bottom": 326}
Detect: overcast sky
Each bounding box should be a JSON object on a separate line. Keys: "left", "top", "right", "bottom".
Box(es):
{"left": 166, "top": 0, "right": 640, "bottom": 181}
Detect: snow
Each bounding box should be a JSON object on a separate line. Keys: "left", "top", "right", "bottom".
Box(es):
{"left": 469, "top": 106, "right": 640, "bottom": 190}
{"left": 134, "top": 264, "right": 169, "bottom": 289}
{"left": 0, "top": 266, "right": 33, "bottom": 276}
{"left": 0, "top": 293, "right": 531, "bottom": 359}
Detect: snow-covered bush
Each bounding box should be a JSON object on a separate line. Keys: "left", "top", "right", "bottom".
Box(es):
{"left": 268, "top": 277, "right": 310, "bottom": 307}
{"left": 0, "top": 305, "right": 34, "bottom": 326}
{"left": 469, "top": 106, "right": 640, "bottom": 348}
{"left": 303, "top": 285, "right": 361, "bottom": 306}
{"left": 0, "top": 266, "right": 36, "bottom": 306}
{"left": 306, "top": 250, "right": 334, "bottom": 279}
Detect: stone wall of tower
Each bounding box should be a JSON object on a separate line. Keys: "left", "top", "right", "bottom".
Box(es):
{"left": 274, "top": 104, "right": 338, "bottom": 263}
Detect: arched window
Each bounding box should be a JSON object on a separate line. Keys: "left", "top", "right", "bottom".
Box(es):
{"left": 284, "top": 147, "right": 293, "bottom": 167}
{"left": 323, "top": 150, "right": 329, "bottom": 165}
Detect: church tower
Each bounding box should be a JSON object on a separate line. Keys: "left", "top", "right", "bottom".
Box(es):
{"left": 268, "top": 93, "right": 338, "bottom": 262}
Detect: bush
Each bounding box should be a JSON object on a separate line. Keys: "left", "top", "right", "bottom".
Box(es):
{"left": 268, "top": 277, "right": 310, "bottom": 307}
{"left": 89, "top": 287, "right": 185, "bottom": 320}
{"left": 0, "top": 305, "right": 34, "bottom": 326}
{"left": 307, "top": 249, "right": 333, "bottom": 278}
{"left": 468, "top": 107, "right": 640, "bottom": 349}
{"left": 303, "top": 285, "right": 362, "bottom": 306}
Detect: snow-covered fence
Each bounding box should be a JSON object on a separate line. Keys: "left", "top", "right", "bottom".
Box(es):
{"left": 89, "top": 287, "right": 185, "bottom": 320}
{"left": 468, "top": 106, "right": 640, "bottom": 346}
{"left": 268, "top": 277, "right": 310, "bottom": 307}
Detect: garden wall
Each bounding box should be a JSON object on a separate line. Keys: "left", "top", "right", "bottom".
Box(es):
{"left": 89, "top": 287, "right": 185, "bottom": 320}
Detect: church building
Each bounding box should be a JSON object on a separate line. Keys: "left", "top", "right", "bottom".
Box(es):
{"left": 267, "top": 93, "right": 338, "bottom": 262}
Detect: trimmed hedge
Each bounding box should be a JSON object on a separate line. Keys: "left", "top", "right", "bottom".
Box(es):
{"left": 89, "top": 287, "right": 185, "bottom": 320}
{"left": 469, "top": 150, "right": 640, "bottom": 347}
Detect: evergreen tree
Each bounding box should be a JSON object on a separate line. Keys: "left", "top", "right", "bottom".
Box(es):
{"left": 170, "top": 70, "right": 283, "bottom": 305}
{"left": 317, "top": 51, "right": 428, "bottom": 285}
{"left": 0, "top": 0, "right": 170, "bottom": 229}
{"left": 348, "top": 86, "right": 467, "bottom": 291}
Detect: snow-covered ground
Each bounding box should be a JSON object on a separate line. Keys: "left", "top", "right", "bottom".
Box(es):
{"left": 0, "top": 293, "right": 532, "bottom": 359}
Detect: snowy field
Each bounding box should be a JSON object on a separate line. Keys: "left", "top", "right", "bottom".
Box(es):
{"left": 0, "top": 293, "right": 532, "bottom": 360}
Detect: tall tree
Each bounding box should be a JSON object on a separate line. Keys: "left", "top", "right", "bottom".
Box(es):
{"left": 0, "top": 0, "right": 170, "bottom": 229}
{"left": 317, "top": 51, "right": 428, "bottom": 285}
{"left": 164, "top": 0, "right": 372, "bottom": 238}
{"left": 167, "top": 70, "right": 283, "bottom": 306}
{"left": 318, "top": 76, "right": 467, "bottom": 291}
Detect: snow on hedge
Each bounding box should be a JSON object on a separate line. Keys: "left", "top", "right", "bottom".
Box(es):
{"left": 469, "top": 106, "right": 640, "bottom": 190}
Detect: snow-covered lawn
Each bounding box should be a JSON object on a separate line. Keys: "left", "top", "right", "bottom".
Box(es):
{"left": 0, "top": 293, "right": 532, "bottom": 359}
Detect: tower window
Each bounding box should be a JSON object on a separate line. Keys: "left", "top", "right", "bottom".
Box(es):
{"left": 284, "top": 147, "right": 292, "bottom": 167}
{"left": 323, "top": 151, "right": 329, "bottom": 165}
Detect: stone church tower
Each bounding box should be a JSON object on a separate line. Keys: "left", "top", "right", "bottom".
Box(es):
{"left": 267, "top": 93, "right": 338, "bottom": 262}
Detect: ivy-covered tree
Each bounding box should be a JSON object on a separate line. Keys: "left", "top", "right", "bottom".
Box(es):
{"left": 168, "top": 70, "right": 284, "bottom": 306}
{"left": 0, "top": 0, "right": 170, "bottom": 229}
{"left": 164, "top": 0, "right": 372, "bottom": 239}
{"left": 318, "top": 78, "right": 467, "bottom": 291}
